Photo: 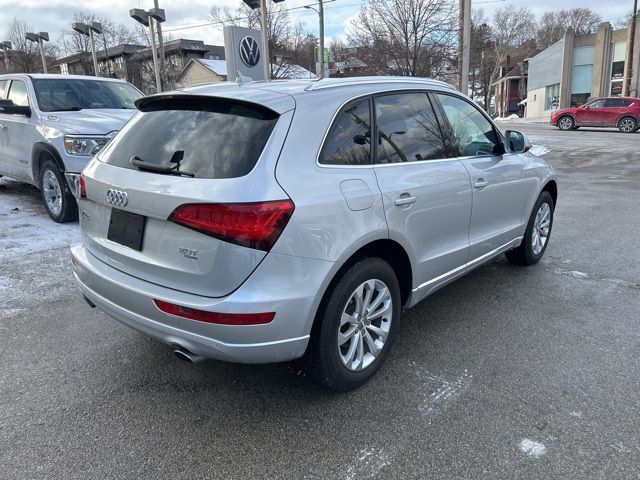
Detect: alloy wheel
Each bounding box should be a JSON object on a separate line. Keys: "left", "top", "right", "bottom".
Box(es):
{"left": 531, "top": 202, "right": 551, "bottom": 255}
{"left": 338, "top": 279, "right": 392, "bottom": 371}
{"left": 558, "top": 117, "right": 573, "bottom": 130}
{"left": 42, "top": 170, "right": 63, "bottom": 216}
{"left": 619, "top": 118, "right": 636, "bottom": 133}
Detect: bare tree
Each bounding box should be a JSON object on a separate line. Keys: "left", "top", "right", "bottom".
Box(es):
{"left": 484, "top": 6, "right": 536, "bottom": 109}
{"left": 3, "top": 18, "right": 57, "bottom": 73}
{"left": 537, "top": 8, "right": 602, "bottom": 49}
{"left": 57, "top": 11, "right": 139, "bottom": 75}
{"left": 469, "top": 9, "right": 495, "bottom": 109}
{"left": 347, "top": 0, "right": 458, "bottom": 78}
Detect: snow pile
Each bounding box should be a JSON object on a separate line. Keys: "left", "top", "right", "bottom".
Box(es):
{"left": 494, "top": 114, "right": 521, "bottom": 122}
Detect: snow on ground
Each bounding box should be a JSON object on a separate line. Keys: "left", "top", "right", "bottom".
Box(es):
{"left": 0, "top": 179, "right": 79, "bottom": 257}
{"left": 0, "top": 178, "right": 80, "bottom": 317}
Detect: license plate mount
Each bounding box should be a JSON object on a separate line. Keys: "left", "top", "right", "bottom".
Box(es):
{"left": 107, "top": 208, "right": 146, "bottom": 251}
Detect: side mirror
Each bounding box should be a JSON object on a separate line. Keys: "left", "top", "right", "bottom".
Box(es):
{"left": 505, "top": 130, "right": 532, "bottom": 154}
{"left": 0, "top": 99, "right": 31, "bottom": 117}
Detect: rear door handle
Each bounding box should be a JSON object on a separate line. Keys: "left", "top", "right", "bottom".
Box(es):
{"left": 394, "top": 195, "right": 416, "bottom": 206}
{"left": 474, "top": 179, "right": 489, "bottom": 189}
{"left": 0, "top": 124, "right": 7, "bottom": 130}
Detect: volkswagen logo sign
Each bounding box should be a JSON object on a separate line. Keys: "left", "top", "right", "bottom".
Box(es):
{"left": 105, "top": 189, "right": 128, "bottom": 207}
{"left": 239, "top": 36, "right": 261, "bottom": 68}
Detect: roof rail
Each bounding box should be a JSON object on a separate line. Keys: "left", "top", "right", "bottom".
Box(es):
{"left": 304, "top": 76, "right": 457, "bottom": 92}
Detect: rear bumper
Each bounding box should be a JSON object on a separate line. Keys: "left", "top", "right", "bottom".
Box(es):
{"left": 71, "top": 243, "right": 336, "bottom": 364}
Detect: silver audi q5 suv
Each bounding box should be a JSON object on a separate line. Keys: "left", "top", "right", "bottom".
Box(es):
{"left": 71, "top": 77, "right": 557, "bottom": 391}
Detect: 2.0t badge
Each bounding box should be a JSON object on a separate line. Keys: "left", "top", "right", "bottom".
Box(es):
{"left": 105, "top": 189, "right": 128, "bottom": 207}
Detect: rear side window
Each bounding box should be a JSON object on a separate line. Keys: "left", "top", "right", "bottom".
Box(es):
{"left": 436, "top": 93, "right": 500, "bottom": 157}
{"left": 7, "top": 80, "right": 29, "bottom": 107}
{"left": 374, "top": 93, "right": 446, "bottom": 163}
{"left": 98, "top": 97, "right": 279, "bottom": 179}
{"left": 319, "top": 98, "right": 371, "bottom": 165}
{"left": 0, "top": 80, "right": 8, "bottom": 99}
{"left": 604, "top": 99, "right": 632, "bottom": 108}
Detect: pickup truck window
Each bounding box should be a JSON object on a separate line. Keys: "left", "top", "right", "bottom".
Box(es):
{"left": 32, "top": 79, "right": 141, "bottom": 112}
{"left": 7, "top": 80, "right": 29, "bottom": 107}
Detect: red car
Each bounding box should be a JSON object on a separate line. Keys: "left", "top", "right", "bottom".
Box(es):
{"left": 551, "top": 97, "right": 640, "bottom": 133}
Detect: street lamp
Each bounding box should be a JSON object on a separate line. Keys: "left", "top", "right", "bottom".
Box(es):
{"left": 25, "top": 32, "right": 49, "bottom": 73}
{"left": 130, "top": 7, "right": 165, "bottom": 93}
{"left": 242, "top": 0, "right": 286, "bottom": 81}
{"left": 0, "top": 41, "right": 11, "bottom": 73}
{"left": 304, "top": 2, "right": 326, "bottom": 79}
{"left": 72, "top": 22, "right": 103, "bottom": 76}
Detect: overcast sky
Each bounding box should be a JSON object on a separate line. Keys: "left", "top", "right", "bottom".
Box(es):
{"left": 0, "top": 0, "right": 633, "bottom": 48}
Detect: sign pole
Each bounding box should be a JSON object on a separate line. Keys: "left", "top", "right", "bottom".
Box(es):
{"left": 259, "top": 0, "right": 271, "bottom": 80}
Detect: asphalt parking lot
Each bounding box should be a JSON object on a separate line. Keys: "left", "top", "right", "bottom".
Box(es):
{"left": 1, "top": 123, "right": 639, "bottom": 479}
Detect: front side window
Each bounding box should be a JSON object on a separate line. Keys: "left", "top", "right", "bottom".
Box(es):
{"left": 32, "top": 79, "right": 141, "bottom": 112}
{"left": 0, "top": 80, "right": 8, "bottom": 99}
{"left": 436, "top": 93, "right": 499, "bottom": 157}
{"left": 319, "top": 98, "right": 371, "bottom": 165}
{"left": 7, "top": 80, "right": 29, "bottom": 107}
{"left": 587, "top": 99, "right": 606, "bottom": 109}
{"left": 374, "top": 93, "right": 446, "bottom": 164}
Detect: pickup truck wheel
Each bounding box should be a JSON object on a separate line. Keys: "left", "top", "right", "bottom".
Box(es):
{"left": 39, "top": 159, "right": 78, "bottom": 223}
{"left": 307, "top": 258, "right": 401, "bottom": 391}
{"left": 506, "top": 191, "right": 554, "bottom": 266}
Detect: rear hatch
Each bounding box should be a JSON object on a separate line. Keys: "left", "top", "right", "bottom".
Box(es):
{"left": 79, "top": 92, "right": 295, "bottom": 298}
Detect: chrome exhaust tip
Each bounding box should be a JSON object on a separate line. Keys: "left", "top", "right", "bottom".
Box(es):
{"left": 173, "top": 347, "right": 205, "bottom": 364}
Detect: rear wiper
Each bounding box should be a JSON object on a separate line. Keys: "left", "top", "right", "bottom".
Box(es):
{"left": 130, "top": 155, "right": 195, "bottom": 177}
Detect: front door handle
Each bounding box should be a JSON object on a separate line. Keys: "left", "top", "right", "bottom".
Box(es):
{"left": 0, "top": 124, "right": 7, "bottom": 130}
{"left": 394, "top": 195, "right": 416, "bottom": 206}
{"left": 474, "top": 179, "right": 489, "bottom": 189}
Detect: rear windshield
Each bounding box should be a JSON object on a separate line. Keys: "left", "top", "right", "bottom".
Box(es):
{"left": 98, "top": 97, "right": 279, "bottom": 179}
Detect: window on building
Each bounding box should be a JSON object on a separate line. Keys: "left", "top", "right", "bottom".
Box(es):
{"left": 545, "top": 84, "right": 560, "bottom": 110}
{"left": 570, "top": 94, "right": 590, "bottom": 107}
{"left": 60, "top": 63, "right": 69, "bottom": 75}
{"left": 374, "top": 93, "right": 446, "bottom": 164}
{"left": 319, "top": 98, "right": 371, "bottom": 165}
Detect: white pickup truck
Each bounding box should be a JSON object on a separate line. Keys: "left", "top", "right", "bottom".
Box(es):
{"left": 0, "top": 74, "right": 141, "bottom": 222}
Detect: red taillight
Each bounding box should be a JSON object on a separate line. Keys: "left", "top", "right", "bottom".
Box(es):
{"left": 169, "top": 200, "right": 294, "bottom": 251}
{"left": 79, "top": 175, "right": 87, "bottom": 198}
{"left": 154, "top": 299, "right": 274, "bottom": 325}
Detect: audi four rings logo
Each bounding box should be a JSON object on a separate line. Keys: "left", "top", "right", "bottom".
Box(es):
{"left": 239, "top": 36, "right": 260, "bottom": 67}
{"left": 106, "top": 189, "right": 128, "bottom": 207}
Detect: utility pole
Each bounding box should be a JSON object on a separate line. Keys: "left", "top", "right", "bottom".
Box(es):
{"left": 153, "top": 0, "right": 165, "bottom": 89}
{"left": 319, "top": 0, "right": 325, "bottom": 79}
{"left": 259, "top": 0, "right": 271, "bottom": 80}
{"left": 623, "top": 0, "right": 638, "bottom": 96}
{"left": 305, "top": 1, "right": 326, "bottom": 78}
{"left": 459, "top": 0, "right": 471, "bottom": 95}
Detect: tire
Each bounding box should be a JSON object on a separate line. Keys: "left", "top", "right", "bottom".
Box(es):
{"left": 39, "top": 159, "right": 78, "bottom": 223}
{"left": 307, "top": 257, "right": 401, "bottom": 391}
{"left": 506, "top": 191, "right": 554, "bottom": 266}
{"left": 617, "top": 117, "right": 637, "bottom": 133}
{"left": 557, "top": 116, "right": 574, "bottom": 131}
